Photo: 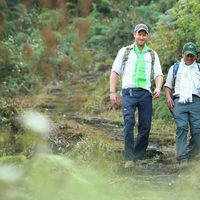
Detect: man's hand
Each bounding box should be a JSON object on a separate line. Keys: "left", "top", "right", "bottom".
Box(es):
{"left": 153, "top": 88, "right": 161, "bottom": 99}
{"left": 109, "top": 72, "right": 119, "bottom": 107}
{"left": 165, "top": 87, "right": 174, "bottom": 110}
{"left": 166, "top": 96, "right": 174, "bottom": 110}
{"left": 110, "top": 92, "right": 120, "bottom": 106}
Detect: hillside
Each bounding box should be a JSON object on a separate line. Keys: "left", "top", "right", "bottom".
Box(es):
{"left": 0, "top": 1, "right": 200, "bottom": 199}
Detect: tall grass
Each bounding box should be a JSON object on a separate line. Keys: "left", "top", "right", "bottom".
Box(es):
{"left": 0, "top": 111, "right": 200, "bottom": 200}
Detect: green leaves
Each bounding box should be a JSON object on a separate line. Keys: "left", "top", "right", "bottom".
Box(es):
{"left": 150, "top": 0, "right": 199, "bottom": 72}
{"left": 176, "top": 0, "right": 200, "bottom": 43}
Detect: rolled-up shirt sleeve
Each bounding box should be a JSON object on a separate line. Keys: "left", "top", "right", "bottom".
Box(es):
{"left": 111, "top": 47, "right": 126, "bottom": 75}
{"left": 164, "top": 66, "right": 174, "bottom": 89}
{"left": 153, "top": 51, "right": 163, "bottom": 79}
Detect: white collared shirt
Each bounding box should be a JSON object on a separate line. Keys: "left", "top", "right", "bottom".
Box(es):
{"left": 164, "top": 61, "right": 200, "bottom": 97}
{"left": 111, "top": 43, "right": 163, "bottom": 92}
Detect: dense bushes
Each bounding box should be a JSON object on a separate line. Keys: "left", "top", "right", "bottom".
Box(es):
{"left": 0, "top": 0, "right": 199, "bottom": 118}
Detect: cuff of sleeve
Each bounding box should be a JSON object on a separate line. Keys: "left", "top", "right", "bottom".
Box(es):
{"left": 164, "top": 83, "right": 173, "bottom": 89}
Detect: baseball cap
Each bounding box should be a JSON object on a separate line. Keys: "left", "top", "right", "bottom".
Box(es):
{"left": 182, "top": 42, "right": 197, "bottom": 56}
{"left": 133, "top": 24, "right": 149, "bottom": 34}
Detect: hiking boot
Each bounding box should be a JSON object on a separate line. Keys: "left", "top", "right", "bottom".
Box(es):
{"left": 124, "top": 160, "right": 135, "bottom": 168}
{"left": 179, "top": 160, "right": 188, "bottom": 169}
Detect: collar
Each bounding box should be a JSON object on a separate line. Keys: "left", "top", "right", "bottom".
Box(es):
{"left": 181, "top": 58, "right": 196, "bottom": 68}
{"left": 130, "top": 43, "right": 150, "bottom": 53}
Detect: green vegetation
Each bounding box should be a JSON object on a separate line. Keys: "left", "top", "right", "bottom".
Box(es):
{"left": 0, "top": 0, "right": 200, "bottom": 199}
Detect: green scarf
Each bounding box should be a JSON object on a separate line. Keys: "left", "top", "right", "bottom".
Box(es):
{"left": 133, "top": 43, "right": 147, "bottom": 88}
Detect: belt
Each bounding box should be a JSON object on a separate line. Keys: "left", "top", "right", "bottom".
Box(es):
{"left": 128, "top": 87, "right": 144, "bottom": 91}
{"left": 173, "top": 94, "right": 200, "bottom": 99}
{"left": 123, "top": 88, "right": 147, "bottom": 96}
{"left": 193, "top": 94, "right": 200, "bottom": 98}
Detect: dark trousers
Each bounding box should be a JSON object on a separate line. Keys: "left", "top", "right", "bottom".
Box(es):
{"left": 122, "top": 88, "right": 152, "bottom": 161}
{"left": 173, "top": 96, "right": 200, "bottom": 161}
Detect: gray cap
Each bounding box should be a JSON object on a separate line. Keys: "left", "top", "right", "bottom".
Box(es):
{"left": 133, "top": 24, "right": 149, "bottom": 34}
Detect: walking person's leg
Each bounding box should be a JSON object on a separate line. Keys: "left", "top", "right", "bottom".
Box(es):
{"left": 173, "top": 99, "right": 189, "bottom": 162}
{"left": 188, "top": 97, "right": 200, "bottom": 158}
{"left": 134, "top": 91, "right": 152, "bottom": 160}
{"left": 122, "top": 90, "right": 137, "bottom": 162}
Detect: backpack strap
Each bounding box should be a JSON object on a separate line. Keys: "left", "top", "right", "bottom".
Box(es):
{"left": 197, "top": 63, "right": 200, "bottom": 71}
{"left": 147, "top": 48, "right": 155, "bottom": 69}
{"left": 147, "top": 48, "right": 155, "bottom": 79}
{"left": 121, "top": 45, "right": 132, "bottom": 76}
{"left": 172, "top": 62, "right": 180, "bottom": 88}
{"left": 173, "top": 62, "right": 180, "bottom": 77}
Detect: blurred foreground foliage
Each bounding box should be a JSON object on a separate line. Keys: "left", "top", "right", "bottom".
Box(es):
{"left": 0, "top": 2, "right": 200, "bottom": 199}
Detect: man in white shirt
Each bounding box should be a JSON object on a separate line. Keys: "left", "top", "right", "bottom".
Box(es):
{"left": 110, "top": 23, "right": 163, "bottom": 168}
{"left": 165, "top": 42, "right": 200, "bottom": 168}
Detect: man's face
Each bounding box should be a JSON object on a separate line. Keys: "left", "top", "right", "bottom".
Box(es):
{"left": 133, "top": 30, "right": 148, "bottom": 46}
{"left": 182, "top": 53, "right": 196, "bottom": 65}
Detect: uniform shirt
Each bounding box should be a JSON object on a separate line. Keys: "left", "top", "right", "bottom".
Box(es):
{"left": 164, "top": 62, "right": 200, "bottom": 97}
{"left": 111, "top": 43, "right": 163, "bottom": 92}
